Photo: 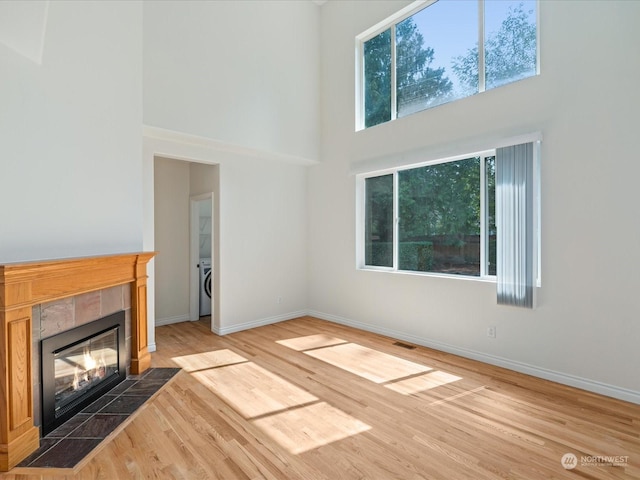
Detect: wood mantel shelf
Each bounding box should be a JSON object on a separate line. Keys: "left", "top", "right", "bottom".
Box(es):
{"left": 0, "top": 252, "right": 155, "bottom": 471}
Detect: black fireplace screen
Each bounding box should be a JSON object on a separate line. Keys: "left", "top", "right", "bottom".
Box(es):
{"left": 41, "top": 311, "right": 126, "bottom": 435}
{"left": 54, "top": 328, "right": 119, "bottom": 413}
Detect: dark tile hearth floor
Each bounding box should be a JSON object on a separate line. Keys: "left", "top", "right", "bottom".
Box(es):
{"left": 18, "top": 368, "right": 180, "bottom": 469}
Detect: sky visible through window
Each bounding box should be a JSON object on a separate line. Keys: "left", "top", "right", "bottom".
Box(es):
{"left": 362, "top": 0, "right": 537, "bottom": 127}
{"left": 413, "top": 0, "right": 536, "bottom": 95}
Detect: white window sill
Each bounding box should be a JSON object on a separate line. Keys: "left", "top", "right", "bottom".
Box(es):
{"left": 357, "top": 266, "right": 497, "bottom": 284}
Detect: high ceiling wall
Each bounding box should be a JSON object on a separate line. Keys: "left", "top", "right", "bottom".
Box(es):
{"left": 0, "top": 1, "right": 144, "bottom": 263}
{"left": 143, "top": 0, "right": 320, "bottom": 163}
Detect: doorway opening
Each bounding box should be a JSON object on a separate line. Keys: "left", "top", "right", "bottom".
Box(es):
{"left": 153, "top": 157, "right": 219, "bottom": 333}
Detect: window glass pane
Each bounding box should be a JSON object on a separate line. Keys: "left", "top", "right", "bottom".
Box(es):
{"left": 365, "top": 175, "right": 394, "bottom": 267}
{"left": 484, "top": 0, "right": 537, "bottom": 90}
{"left": 364, "top": 29, "right": 392, "bottom": 128}
{"left": 398, "top": 158, "right": 481, "bottom": 275}
{"left": 397, "top": 0, "right": 477, "bottom": 117}
{"left": 485, "top": 156, "right": 497, "bottom": 275}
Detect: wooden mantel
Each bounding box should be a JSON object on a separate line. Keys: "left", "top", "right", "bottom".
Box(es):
{"left": 0, "top": 252, "right": 155, "bottom": 471}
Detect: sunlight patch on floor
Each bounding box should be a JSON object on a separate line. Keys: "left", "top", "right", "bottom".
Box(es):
{"left": 192, "top": 362, "right": 318, "bottom": 418}
{"left": 252, "top": 402, "right": 371, "bottom": 454}
{"left": 303, "top": 342, "right": 431, "bottom": 383}
{"left": 385, "top": 370, "right": 462, "bottom": 395}
{"left": 276, "top": 334, "right": 347, "bottom": 351}
{"left": 277, "top": 335, "right": 468, "bottom": 398}
{"left": 188, "top": 357, "right": 371, "bottom": 454}
{"left": 171, "top": 349, "right": 248, "bottom": 372}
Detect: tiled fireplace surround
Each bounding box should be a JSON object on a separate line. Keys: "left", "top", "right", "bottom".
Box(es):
{"left": 31, "top": 285, "right": 133, "bottom": 428}
{"left": 0, "top": 253, "right": 154, "bottom": 471}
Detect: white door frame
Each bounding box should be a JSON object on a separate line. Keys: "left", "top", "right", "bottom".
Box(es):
{"left": 189, "top": 193, "right": 214, "bottom": 324}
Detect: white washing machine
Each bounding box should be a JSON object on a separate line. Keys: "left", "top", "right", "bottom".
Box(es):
{"left": 199, "top": 258, "right": 212, "bottom": 316}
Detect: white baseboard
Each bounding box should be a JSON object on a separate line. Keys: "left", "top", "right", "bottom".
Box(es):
{"left": 213, "top": 310, "right": 308, "bottom": 336}
{"left": 307, "top": 310, "right": 640, "bottom": 405}
{"left": 155, "top": 313, "right": 191, "bottom": 327}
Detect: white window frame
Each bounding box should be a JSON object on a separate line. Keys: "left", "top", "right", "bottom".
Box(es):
{"left": 355, "top": 1, "right": 430, "bottom": 130}
{"left": 355, "top": 0, "right": 540, "bottom": 131}
{"left": 356, "top": 149, "right": 497, "bottom": 281}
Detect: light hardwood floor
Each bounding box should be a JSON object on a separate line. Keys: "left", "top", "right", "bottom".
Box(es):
{"left": 4, "top": 316, "right": 639, "bottom": 479}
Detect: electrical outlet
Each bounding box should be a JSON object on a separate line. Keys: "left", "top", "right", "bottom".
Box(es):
{"left": 487, "top": 326, "right": 496, "bottom": 338}
{"left": 277, "top": 296, "right": 282, "bottom": 304}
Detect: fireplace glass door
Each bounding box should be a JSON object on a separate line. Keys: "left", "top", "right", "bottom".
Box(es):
{"left": 54, "top": 328, "right": 119, "bottom": 414}
{"left": 41, "top": 310, "right": 127, "bottom": 435}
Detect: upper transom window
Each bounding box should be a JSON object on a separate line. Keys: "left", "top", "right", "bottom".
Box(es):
{"left": 356, "top": 0, "right": 538, "bottom": 130}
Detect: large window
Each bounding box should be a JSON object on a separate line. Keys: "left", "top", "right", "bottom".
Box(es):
{"left": 363, "top": 153, "right": 496, "bottom": 278}
{"left": 359, "top": 0, "right": 538, "bottom": 129}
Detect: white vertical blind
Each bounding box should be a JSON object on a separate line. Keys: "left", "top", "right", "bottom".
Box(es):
{"left": 496, "top": 142, "right": 535, "bottom": 308}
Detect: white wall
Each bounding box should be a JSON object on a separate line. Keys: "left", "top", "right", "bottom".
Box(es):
{"left": 143, "top": 0, "right": 320, "bottom": 163}
{"left": 0, "top": 1, "right": 143, "bottom": 263}
{"left": 154, "top": 157, "right": 191, "bottom": 324}
{"left": 218, "top": 153, "right": 309, "bottom": 331}
{"left": 143, "top": 0, "right": 316, "bottom": 338}
{"left": 309, "top": 0, "right": 640, "bottom": 401}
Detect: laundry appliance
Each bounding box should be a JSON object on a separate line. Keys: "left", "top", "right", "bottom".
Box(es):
{"left": 199, "top": 258, "right": 212, "bottom": 316}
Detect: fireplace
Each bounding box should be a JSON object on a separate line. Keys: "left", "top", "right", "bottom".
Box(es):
{"left": 40, "top": 311, "right": 127, "bottom": 435}
{"left": 0, "top": 252, "right": 154, "bottom": 470}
